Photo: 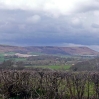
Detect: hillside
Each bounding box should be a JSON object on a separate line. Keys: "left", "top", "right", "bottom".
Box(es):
{"left": 25, "top": 46, "right": 99, "bottom": 55}
{"left": 0, "top": 45, "right": 27, "bottom": 53}
{"left": 0, "top": 45, "right": 98, "bottom": 56}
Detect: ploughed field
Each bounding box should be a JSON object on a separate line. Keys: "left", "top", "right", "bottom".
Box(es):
{"left": 0, "top": 69, "right": 99, "bottom": 99}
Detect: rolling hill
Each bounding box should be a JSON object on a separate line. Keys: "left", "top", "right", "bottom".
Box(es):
{"left": 0, "top": 45, "right": 98, "bottom": 56}
{"left": 26, "top": 46, "right": 99, "bottom": 55}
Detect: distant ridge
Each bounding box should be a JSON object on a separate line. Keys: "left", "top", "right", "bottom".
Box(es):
{"left": 26, "top": 46, "right": 99, "bottom": 55}
{"left": 0, "top": 45, "right": 98, "bottom": 56}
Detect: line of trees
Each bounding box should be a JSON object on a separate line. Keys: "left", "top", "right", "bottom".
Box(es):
{"left": 0, "top": 60, "right": 25, "bottom": 70}
{"left": 70, "top": 57, "right": 99, "bottom": 71}
{"left": 0, "top": 69, "right": 99, "bottom": 99}
{"left": 27, "top": 55, "right": 69, "bottom": 66}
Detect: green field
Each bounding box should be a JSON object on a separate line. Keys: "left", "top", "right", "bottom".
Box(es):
{"left": 32, "top": 65, "right": 71, "bottom": 70}
{"left": 13, "top": 57, "right": 26, "bottom": 62}
{"left": 0, "top": 53, "right": 5, "bottom": 62}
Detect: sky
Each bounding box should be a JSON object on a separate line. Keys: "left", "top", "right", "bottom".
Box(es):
{"left": 0, "top": 0, "right": 99, "bottom": 51}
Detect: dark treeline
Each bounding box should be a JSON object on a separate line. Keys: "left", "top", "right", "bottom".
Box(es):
{"left": 0, "top": 60, "right": 25, "bottom": 70}
{"left": 0, "top": 69, "right": 99, "bottom": 99}
{"left": 27, "top": 55, "right": 74, "bottom": 66}
{"left": 70, "top": 57, "right": 99, "bottom": 71}
{"left": 3, "top": 55, "right": 76, "bottom": 67}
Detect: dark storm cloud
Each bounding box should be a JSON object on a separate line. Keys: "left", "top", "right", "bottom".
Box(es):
{"left": 0, "top": 10, "right": 98, "bottom": 46}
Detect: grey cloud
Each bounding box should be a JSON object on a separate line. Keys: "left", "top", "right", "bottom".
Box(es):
{"left": 71, "top": 22, "right": 83, "bottom": 28}
{"left": 27, "top": 15, "right": 41, "bottom": 23}
{"left": 75, "top": 0, "right": 99, "bottom": 13}
{"left": 0, "top": 8, "right": 99, "bottom": 47}
{"left": 92, "top": 23, "right": 99, "bottom": 28}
